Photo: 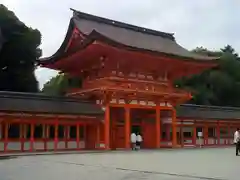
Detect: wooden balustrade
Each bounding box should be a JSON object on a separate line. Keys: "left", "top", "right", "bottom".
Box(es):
{"left": 68, "top": 76, "right": 190, "bottom": 98}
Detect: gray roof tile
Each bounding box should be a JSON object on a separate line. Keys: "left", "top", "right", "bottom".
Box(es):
{"left": 177, "top": 104, "right": 240, "bottom": 120}
{"left": 0, "top": 91, "right": 103, "bottom": 116}
{"left": 72, "top": 10, "right": 217, "bottom": 61}
{"left": 39, "top": 10, "right": 218, "bottom": 64}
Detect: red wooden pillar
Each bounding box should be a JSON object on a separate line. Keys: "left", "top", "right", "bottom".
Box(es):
{"left": 96, "top": 124, "right": 100, "bottom": 149}
{"left": 46, "top": 124, "right": 49, "bottom": 151}
{"left": 4, "top": 122, "right": 8, "bottom": 152}
{"left": 180, "top": 123, "right": 184, "bottom": 147}
{"left": 20, "top": 124, "right": 24, "bottom": 152}
{"left": 30, "top": 122, "right": 34, "bottom": 152}
{"left": 172, "top": 108, "right": 177, "bottom": 147}
{"left": 0, "top": 122, "right": 2, "bottom": 150}
{"left": 192, "top": 121, "right": 196, "bottom": 146}
{"left": 84, "top": 124, "right": 87, "bottom": 149}
{"left": 0, "top": 122, "right": 2, "bottom": 140}
{"left": 64, "top": 125, "right": 69, "bottom": 149}
{"left": 23, "top": 124, "right": 28, "bottom": 151}
{"left": 54, "top": 122, "right": 58, "bottom": 151}
{"left": 0, "top": 122, "right": 2, "bottom": 141}
{"left": 76, "top": 123, "right": 80, "bottom": 149}
{"left": 217, "top": 121, "right": 220, "bottom": 145}
{"left": 24, "top": 124, "right": 27, "bottom": 151}
{"left": 125, "top": 106, "right": 131, "bottom": 149}
{"left": 43, "top": 124, "right": 47, "bottom": 151}
{"left": 204, "top": 124, "right": 208, "bottom": 146}
{"left": 227, "top": 125, "right": 230, "bottom": 145}
{"left": 155, "top": 107, "right": 161, "bottom": 148}
{"left": 104, "top": 105, "right": 110, "bottom": 150}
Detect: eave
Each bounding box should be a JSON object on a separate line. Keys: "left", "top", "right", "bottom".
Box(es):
{"left": 39, "top": 10, "right": 219, "bottom": 68}
{"left": 39, "top": 18, "right": 77, "bottom": 63}
{"left": 0, "top": 91, "right": 104, "bottom": 117}
{"left": 177, "top": 104, "right": 240, "bottom": 121}
{"left": 39, "top": 30, "right": 218, "bottom": 70}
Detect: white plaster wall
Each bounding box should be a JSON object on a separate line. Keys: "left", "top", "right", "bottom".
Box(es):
{"left": 119, "top": 99, "right": 125, "bottom": 104}
{"left": 166, "top": 102, "right": 172, "bottom": 107}
{"left": 208, "top": 138, "right": 215, "bottom": 145}
{"left": 130, "top": 100, "right": 137, "bottom": 104}
{"left": 67, "top": 141, "right": 77, "bottom": 149}
{"left": 183, "top": 144, "right": 195, "bottom": 147}
{"left": 184, "top": 139, "right": 192, "bottom": 144}
{"left": 220, "top": 139, "right": 225, "bottom": 144}
{"left": 45, "top": 141, "right": 85, "bottom": 149}
{"left": 47, "top": 141, "right": 54, "bottom": 150}
{"left": 79, "top": 141, "right": 85, "bottom": 149}
{"left": 196, "top": 139, "right": 203, "bottom": 145}
{"left": 139, "top": 101, "right": 147, "bottom": 105}
{"left": 160, "top": 142, "right": 172, "bottom": 146}
{"left": 24, "top": 142, "right": 30, "bottom": 151}
{"left": 7, "top": 142, "right": 21, "bottom": 150}
{"left": 110, "top": 99, "right": 117, "bottom": 103}
{"left": 99, "top": 143, "right": 105, "bottom": 148}
{"left": 0, "top": 141, "right": 86, "bottom": 152}
{"left": 159, "top": 102, "right": 172, "bottom": 107}
{"left": 0, "top": 142, "right": 3, "bottom": 151}
{"left": 34, "top": 142, "right": 44, "bottom": 150}
{"left": 147, "top": 101, "right": 156, "bottom": 106}
{"left": 57, "top": 141, "right": 65, "bottom": 149}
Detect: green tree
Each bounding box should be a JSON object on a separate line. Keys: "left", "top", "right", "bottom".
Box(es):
{"left": 0, "top": 5, "right": 41, "bottom": 92}
{"left": 42, "top": 74, "right": 68, "bottom": 96}
{"left": 176, "top": 45, "right": 240, "bottom": 107}
{"left": 42, "top": 74, "right": 82, "bottom": 96}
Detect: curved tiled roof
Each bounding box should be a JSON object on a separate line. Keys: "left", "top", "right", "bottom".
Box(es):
{"left": 177, "top": 104, "right": 240, "bottom": 120}
{"left": 39, "top": 9, "right": 218, "bottom": 64}
{"left": 72, "top": 10, "right": 217, "bottom": 61}
{"left": 0, "top": 91, "right": 103, "bottom": 116}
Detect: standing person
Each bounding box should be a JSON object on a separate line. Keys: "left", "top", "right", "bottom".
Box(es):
{"left": 136, "top": 132, "right": 143, "bottom": 150}
{"left": 234, "top": 128, "right": 240, "bottom": 156}
{"left": 130, "top": 132, "right": 137, "bottom": 150}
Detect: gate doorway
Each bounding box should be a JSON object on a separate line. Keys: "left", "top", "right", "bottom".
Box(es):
{"left": 132, "top": 124, "right": 141, "bottom": 134}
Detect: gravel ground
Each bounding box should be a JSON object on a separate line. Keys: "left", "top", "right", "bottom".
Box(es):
{"left": 0, "top": 147, "right": 238, "bottom": 180}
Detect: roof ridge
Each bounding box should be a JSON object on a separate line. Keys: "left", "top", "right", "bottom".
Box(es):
{"left": 0, "top": 91, "right": 93, "bottom": 103}
{"left": 70, "top": 8, "right": 175, "bottom": 41}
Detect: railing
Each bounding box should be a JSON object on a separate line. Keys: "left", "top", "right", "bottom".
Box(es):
{"left": 67, "top": 77, "right": 191, "bottom": 98}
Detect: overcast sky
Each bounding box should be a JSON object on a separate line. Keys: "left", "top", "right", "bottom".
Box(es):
{"left": 2, "top": 0, "right": 240, "bottom": 89}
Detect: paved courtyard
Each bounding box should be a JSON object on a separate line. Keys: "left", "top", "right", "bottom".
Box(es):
{"left": 0, "top": 147, "right": 239, "bottom": 180}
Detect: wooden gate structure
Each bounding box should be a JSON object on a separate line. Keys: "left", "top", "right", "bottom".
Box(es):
{"left": 1, "top": 9, "right": 240, "bottom": 154}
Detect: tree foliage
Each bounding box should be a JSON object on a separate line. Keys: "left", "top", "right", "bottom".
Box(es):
{"left": 176, "top": 45, "right": 240, "bottom": 107}
{"left": 0, "top": 5, "right": 41, "bottom": 92}
{"left": 42, "top": 74, "right": 82, "bottom": 96}
{"left": 42, "top": 74, "right": 68, "bottom": 96}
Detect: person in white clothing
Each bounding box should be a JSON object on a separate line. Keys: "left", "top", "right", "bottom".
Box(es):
{"left": 234, "top": 128, "right": 240, "bottom": 156}
{"left": 130, "top": 132, "right": 137, "bottom": 150}
{"left": 136, "top": 133, "right": 143, "bottom": 150}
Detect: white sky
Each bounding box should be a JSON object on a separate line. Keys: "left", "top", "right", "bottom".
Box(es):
{"left": 2, "top": 0, "right": 240, "bottom": 89}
